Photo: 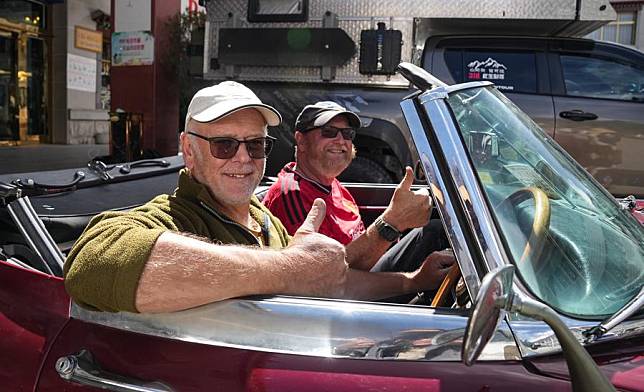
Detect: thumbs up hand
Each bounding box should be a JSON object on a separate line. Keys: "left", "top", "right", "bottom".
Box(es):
{"left": 284, "top": 199, "right": 348, "bottom": 297}
{"left": 382, "top": 167, "right": 432, "bottom": 231}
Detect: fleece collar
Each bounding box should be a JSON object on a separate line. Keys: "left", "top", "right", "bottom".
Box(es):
{"left": 174, "top": 169, "right": 269, "bottom": 222}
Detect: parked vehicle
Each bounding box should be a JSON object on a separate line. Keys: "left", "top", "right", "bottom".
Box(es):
{"left": 424, "top": 35, "right": 644, "bottom": 198}
{"left": 200, "top": 0, "right": 644, "bottom": 197}
{"left": 0, "top": 62, "right": 642, "bottom": 391}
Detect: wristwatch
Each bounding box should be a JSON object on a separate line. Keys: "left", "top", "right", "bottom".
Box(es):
{"left": 374, "top": 216, "right": 401, "bottom": 242}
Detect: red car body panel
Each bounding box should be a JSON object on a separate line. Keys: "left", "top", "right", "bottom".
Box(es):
{"left": 37, "top": 318, "right": 574, "bottom": 392}
{"left": 0, "top": 261, "right": 69, "bottom": 391}
{"left": 23, "top": 291, "right": 640, "bottom": 391}
{"left": 1, "top": 190, "right": 642, "bottom": 390}
{"left": 527, "top": 336, "right": 644, "bottom": 391}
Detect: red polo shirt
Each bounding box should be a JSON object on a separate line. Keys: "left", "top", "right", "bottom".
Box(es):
{"left": 263, "top": 162, "right": 366, "bottom": 245}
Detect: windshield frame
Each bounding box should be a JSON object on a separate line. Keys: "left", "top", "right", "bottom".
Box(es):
{"left": 442, "top": 84, "right": 644, "bottom": 320}
{"left": 400, "top": 79, "right": 644, "bottom": 358}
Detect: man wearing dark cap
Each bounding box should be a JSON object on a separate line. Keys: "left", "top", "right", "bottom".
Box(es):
{"left": 263, "top": 101, "right": 453, "bottom": 274}
{"left": 64, "top": 83, "right": 452, "bottom": 313}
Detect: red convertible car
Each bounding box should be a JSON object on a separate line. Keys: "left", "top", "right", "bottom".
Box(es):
{"left": 0, "top": 63, "right": 642, "bottom": 391}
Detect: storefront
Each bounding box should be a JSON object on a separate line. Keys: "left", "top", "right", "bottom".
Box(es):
{"left": 0, "top": 0, "right": 49, "bottom": 145}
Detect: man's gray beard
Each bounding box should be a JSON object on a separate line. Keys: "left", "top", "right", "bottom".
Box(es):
{"left": 321, "top": 153, "right": 353, "bottom": 177}
{"left": 217, "top": 160, "right": 266, "bottom": 206}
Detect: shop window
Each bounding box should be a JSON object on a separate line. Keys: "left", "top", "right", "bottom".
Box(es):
{"left": 0, "top": 1, "right": 45, "bottom": 29}
{"left": 26, "top": 37, "right": 47, "bottom": 136}
{"left": 586, "top": 11, "right": 636, "bottom": 46}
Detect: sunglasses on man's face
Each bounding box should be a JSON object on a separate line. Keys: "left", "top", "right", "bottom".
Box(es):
{"left": 304, "top": 125, "right": 357, "bottom": 141}
{"left": 187, "top": 131, "right": 276, "bottom": 159}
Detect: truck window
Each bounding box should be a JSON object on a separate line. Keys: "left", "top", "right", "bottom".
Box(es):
{"left": 560, "top": 54, "right": 644, "bottom": 102}
{"left": 444, "top": 49, "right": 538, "bottom": 94}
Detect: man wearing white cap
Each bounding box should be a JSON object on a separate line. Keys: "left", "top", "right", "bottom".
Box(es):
{"left": 64, "top": 81, "right": 451, "bottom": 313}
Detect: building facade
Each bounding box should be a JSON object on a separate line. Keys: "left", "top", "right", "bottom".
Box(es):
{"left": 587, "top": 0, "right": 644, "bottom": 51}
{"left": 0, "top": 0, "right": 181, "bottom": 167}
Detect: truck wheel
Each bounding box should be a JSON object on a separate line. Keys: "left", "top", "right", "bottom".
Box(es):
{"left": 339, "top": 156, "right": 395, "bottom": 184}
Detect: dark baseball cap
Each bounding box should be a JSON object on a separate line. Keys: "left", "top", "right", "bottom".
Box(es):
{"left": 294, "top": 101, "right": 361, "bottom": 133}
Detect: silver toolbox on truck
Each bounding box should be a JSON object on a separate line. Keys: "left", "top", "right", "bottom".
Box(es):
{"left": 203, "top": 0, "right": 616, "bottom": 87}
{"left": 198, "top": 0, "right": 641, "bottom": 194}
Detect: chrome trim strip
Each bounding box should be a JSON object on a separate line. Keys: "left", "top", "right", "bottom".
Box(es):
{"left": 400, "top": 99, "right": 481, "bottom": 299}
{"left": 508, "top": 316, "right": 644, "bottom": 357}
{"left": 71, "top": 297, "right": 519, "bottom": 362}
{"left": 418, "top": 88, "right": 515, "bottom": 274}
{"left": 440, "top": 81, "right": 494, "bottom": 94}
{"left": 7, "top": 196, "right": 65, "bottom": 276}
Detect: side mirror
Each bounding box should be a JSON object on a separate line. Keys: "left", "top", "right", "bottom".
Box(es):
{"left": 463, "top": 266, "right": 616, "bottom": 392}
{"left": 462, "top": 265, "right": 513, "bottom": 366}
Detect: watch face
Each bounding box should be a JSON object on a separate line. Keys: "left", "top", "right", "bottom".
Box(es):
{"left": 376, "top": 218, "right": 400, "bottom": 242}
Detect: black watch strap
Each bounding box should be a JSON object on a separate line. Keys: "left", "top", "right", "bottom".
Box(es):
{"left": 374, "top": 216, "right": 401, "bottom": 242}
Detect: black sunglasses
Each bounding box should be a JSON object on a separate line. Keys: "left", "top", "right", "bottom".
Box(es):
{"left": 187, "top": 132, "right": 276, "bottom": 159}
{"left": 303, "top": 125, "right": 356, "bottom": 141}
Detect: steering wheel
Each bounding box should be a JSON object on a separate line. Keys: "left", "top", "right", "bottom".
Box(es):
{"left": 429, "top": 187, "right": 551, "bottom": 307}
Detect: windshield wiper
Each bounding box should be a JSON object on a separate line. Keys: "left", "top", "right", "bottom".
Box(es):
{"left": 583, "top": 286, "right": 644, "bottom": 342}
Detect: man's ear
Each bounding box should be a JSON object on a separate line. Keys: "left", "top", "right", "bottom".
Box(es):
{"left": 294, "top": 131, "right": 306, "bottom": 152}
{"left": 180, "top": 132, "right": 195, "bottom": 170}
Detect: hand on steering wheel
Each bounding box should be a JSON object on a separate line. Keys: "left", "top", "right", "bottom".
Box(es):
{"left": 428, "top": 187, "right": 551, "bottom": 307}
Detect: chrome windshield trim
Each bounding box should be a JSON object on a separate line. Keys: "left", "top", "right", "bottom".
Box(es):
{"left": 400, "top": 99, "right": 481, "bottom": 299}
{"left": 416, "top": 90, "right": 514, "bottom": 280}
{"left": 71, "top": 297, "right": 519, "bottom": 362}
{"left": 419, "top": 82, "right": 494, "bottom": 100}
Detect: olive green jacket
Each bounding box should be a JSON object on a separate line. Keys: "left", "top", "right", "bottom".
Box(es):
{"left": 63, "top": 170, "right": 291, "bottom": 313}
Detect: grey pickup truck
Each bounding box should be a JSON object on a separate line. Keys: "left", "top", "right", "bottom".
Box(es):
{"left": 202, "top": 0, "right": 644, "bottom": 198}
{"left": 423, "top": 35, "right": 644, "bottom": 198}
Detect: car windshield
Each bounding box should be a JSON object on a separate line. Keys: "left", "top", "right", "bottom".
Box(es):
{"left": 446, "top": 86, "right": 644, "bottom": 319}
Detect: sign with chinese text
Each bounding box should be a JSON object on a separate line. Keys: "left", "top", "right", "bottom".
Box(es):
{"left": 74, "top": 26, "right": 103, "bottom": 54}
{"left": 111, "top": 31, "right": 154, "bottom": 66}
{"left": 67, "top": 54, "right": 97, "bottom": 93}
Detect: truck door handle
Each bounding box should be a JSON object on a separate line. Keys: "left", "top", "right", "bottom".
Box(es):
{"left": 56, "top": 350, "right": 174, "bottom": 392}
{"left": 559, "top": 110, "right": 598, "bottom": 121}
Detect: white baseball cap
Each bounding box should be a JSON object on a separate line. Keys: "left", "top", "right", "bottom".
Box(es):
{"left": 184, "top": 81, "right": 281, "bottom": 131}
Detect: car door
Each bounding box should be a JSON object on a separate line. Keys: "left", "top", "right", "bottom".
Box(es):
{"left": 22, "top": 180, "right": 551, "bottom": 392}
{"left": 424, "top": 37, "right": 556, "bottom": 136}
{"left": 36, "top": 296, "right": 572, "bottom": 392}
{"left": 549, "top": 39, "right": 644, "bottom": 197}
{"left": 0, "top": 261, "right": 69, "bottom": 391}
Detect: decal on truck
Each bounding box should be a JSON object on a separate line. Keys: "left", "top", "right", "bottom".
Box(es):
{"left": 467, "top": 57, "right": 507, "bottom": 80}
{"left": 446, "top": 50, "right": 537, "bottom": 93}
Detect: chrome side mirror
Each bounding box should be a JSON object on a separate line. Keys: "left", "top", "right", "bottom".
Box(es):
{"left": 462, "top": 265, "right": 513, "bottom": 366}
{"left": 463, "top": 266, "right": 616, "bottom": 392}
